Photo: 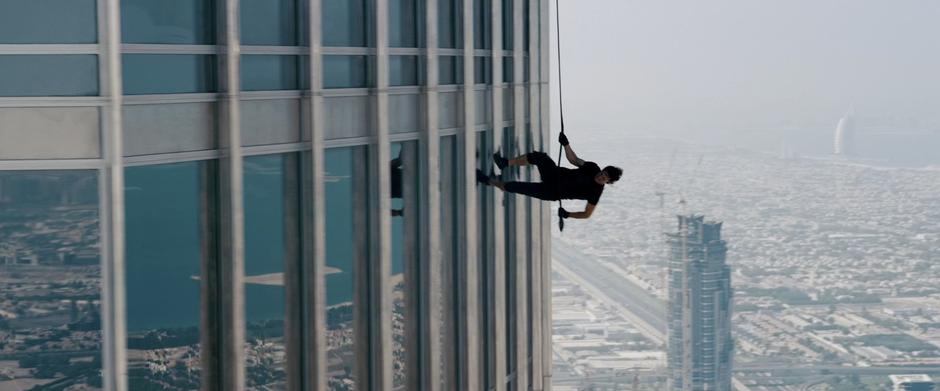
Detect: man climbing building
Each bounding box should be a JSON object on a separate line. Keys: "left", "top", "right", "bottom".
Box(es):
{"left": 477, "top": 132, "right": 622, "bottom": 222}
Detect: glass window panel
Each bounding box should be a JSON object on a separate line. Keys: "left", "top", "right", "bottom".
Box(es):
{"left": 523, "top": 56, "right": 529, "bottom": 83}
{"left": 502, "top": 0, "right": 513, "bottom": 50}
{"left": 504, "top": 56, "right": 514, "bottom": 83}
{"left": 438, "top": 0, "right": 462, "bottom": 49}
{"left": 123, "top": 54, "right": 217, "bottom": 95}
{"left": 475, "top": 130, "right": 495, "bottom": 388}
{"left": 523, "top": 0, "right": 530, "bottom": 53}
{"left": 325, "top": 147, "right": 366, "bottom": 389}
{"left": 244, "top": 154, "right": 299, "bottom": 389}
{"left": 474, "top": 56, "right": 491, "bottom": 85}
{"left": 241, "top": 55, "right": 300, "bottom": 91}
{"left": 390, "top": 56, "right": 419, "bottom": 87}
{"left": 241, "top": 0, "right": 298, "bottom": 45}
{"left": 473, "top": 0, "right": 491, "bottom": 49}
{"left": 439, "top": 136, "right": 459, "bottom": 389}
{"left": 323, "top": 0, "right": 368, "bottom": 47}
{"left": 125, "top": 162, "right": 204, "bottom": 389}
{"left": 122, "top": 0, "right": 215, "bottom": 44}
{"left": 439, "top": 56, "right": 463, "bottom": 85}
{"left": 0, "top": 55, "right": 98, "bottom": 97}
{"left": 323, "top": 55, "right": 370, "bottom": 89}
{"left": 0, "top": 171, "right": 101, "bottom": 389}
{"left": 0, "top": 0, "right": 96, "bottom": 44}
{"left": 390, "top": 141, "right": 420, "bottom": 388}
{"left": 390, "top": 0, "right": 419, "bottom": 48}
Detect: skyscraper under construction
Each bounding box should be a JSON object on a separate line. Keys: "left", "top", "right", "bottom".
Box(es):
{"left": 667, "top": 215, "right": 734, "bottom": 391}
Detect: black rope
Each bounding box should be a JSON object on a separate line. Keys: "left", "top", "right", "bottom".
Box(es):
{"left": 554, "top": 0, "right": 565, "bottom": 231}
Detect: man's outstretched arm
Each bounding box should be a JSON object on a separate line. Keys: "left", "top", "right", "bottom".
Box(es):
{"left": 558, "top": 133, "right": 585, "bottom": 167}
{"left": 564, "top": 144, "right": 585, "bottom": 167}
{"left": 560, "top": 203, "right": 596, "bottom": 219}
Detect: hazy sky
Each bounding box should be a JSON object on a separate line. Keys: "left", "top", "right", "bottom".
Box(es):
{"left": 550, "top": 0, "right": 940, "bottom": 137}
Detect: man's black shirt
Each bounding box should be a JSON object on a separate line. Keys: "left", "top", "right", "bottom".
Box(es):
{"left": 556, "top": 161, "right": 604, "bottom": 205}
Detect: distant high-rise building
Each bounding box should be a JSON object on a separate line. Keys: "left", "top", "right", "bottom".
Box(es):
{"left": 834, "top": 108, "right": 857, "bottom": 156}
{"left": 891, "top": 374, "right": 935, "bottom": 391}
{"left": 667, "top": 215, "right": 733, "bottom": 391}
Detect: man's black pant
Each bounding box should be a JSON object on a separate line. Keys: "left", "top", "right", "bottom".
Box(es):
{"left": 504, "top": 152, "right": 561, "bottom": 201}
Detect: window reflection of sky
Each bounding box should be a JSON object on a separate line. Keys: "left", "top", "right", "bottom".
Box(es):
{"left": 325, "top": 148, "right": 355, "bottom": 307}
{"left": 125, "top": 162, "right": 202, "bottom": 331}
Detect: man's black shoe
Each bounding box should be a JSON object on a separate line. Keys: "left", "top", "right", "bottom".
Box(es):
{"left": 493, "top": 152, "right": 508, "bottom": 170}
{"left": 476, "top": 169, "right": 491, "bottom": 185}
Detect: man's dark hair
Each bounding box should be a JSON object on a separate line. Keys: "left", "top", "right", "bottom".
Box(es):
{"left": 603, "top": 166, "right": 623, "bottom": 183}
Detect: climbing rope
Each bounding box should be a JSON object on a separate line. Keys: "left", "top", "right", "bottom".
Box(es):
{"left": 554, "top": 0, "right": 566, "bottom": 231}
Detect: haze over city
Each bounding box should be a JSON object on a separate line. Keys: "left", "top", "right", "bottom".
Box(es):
{"left": 549, "top": 2, "right": 940, "bottom": 390}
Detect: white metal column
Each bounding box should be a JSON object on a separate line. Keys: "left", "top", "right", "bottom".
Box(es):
{"left": 460, "top": 0, "right": 481, "bottom": 389}
{"left": 527, "top": 0, "right": 545, "bottom": 388}
{"left": 421, "top": 0, "right": 443, "bottom": 390}
{"left": 219, "top": 0, "right": 246, "bottom": 387}
{"left": 373, "top": 0, "right": 394, "bottom": 389}
{"left": 100, "top": 0, "right": 126, "bottom": 389}
{"left": 305, "top": 0, "right": 328, "bottom": 389}
{"left": 539, "top": 1, "right": 553, "bottom": 389}
{"left": 511, "top": 0, "right": 529, "bottom": 389}
{"left": 490, "top": 0, "right": 507, "bottom": 389}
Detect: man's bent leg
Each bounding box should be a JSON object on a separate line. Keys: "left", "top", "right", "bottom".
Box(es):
{"left": 525, "top": 152, "right": 558, "bottom": 181}
{"left": 503, "top": 181, "right": 558, "bottom": 201}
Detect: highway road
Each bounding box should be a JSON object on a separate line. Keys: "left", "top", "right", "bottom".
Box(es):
{"left": 552, "top": 242, "right": 667, "bottom": 331}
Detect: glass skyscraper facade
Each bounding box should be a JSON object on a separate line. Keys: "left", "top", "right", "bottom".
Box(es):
{"left": 0, "top": 0, "right": 553, "bottom": 390}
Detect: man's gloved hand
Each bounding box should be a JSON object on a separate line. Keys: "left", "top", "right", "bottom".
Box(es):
{"left": 558, "top": 132, "right": 569, "bottom": 146}
{"left": 558, "top": 207, "right": 570, "bottom": 219}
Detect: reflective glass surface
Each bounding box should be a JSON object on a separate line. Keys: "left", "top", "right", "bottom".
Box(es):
{"left": 123, "top": 54, "right": 217, "bottom": 95}
{"left": 523, "top": 0, "right": 530, "bottom": 52}
{"left": 390, "top": 56, "right": 419, "bottom": 87}
{"left": 502, "top": 0, "right": 513, "bottom": 50}
{"left": 473, "top": 0, "right": 493, "bottom": 49}
{"left": 325, "top": 147, "right": 365, "bottom": 389}
{"left": 0, "top": 55, "right": 98, "bottom": 97}
{"left": 476, "top": 131, "right": 494, "bottom": 388}
{"left": 125, "top": 162, "right": 204, "bottom": 389}
{"left": 122, "top": 0, "right": 215, "bottom": 44}
{"left": 0, "top": 171, "right": 101, "bottom": 390}
{"left": 474, "top": 56, "right": 491, "bottom": 85}
{"left": 241, "top": 55, "right": 300, "bottom": 91}
{"left": 390, "top": 0, "right": 419, "bottom": 48}
{"left": 323, "top": 0, "right": 368, "bottom": 47}
{"left": 0, "top": 0, "right": 96, "bottom": 44}
{"left": 323, "top": 55, "right": 370, "bottom": 89}
{"left": 439, "top": 56, "right": 463, "bottom": 85}
{"left": 244, "top": 154, "right": 299, "bottom": 389}
{"left": 241, "top": 0, "right": 298, "bottom": 45}
{"left": 390, "top": 141, "right": 420, "bottom": 388}
{"left": 504, "top": 56, "right": 514, "bottom": 83}
{"left": 438, "top": 0, "right": 462, "bottom": 49}
{"left": 524, "top": 56, "right": 529, "bottom": 83}
{"left": 439, "top": 136, "right": 459, "bottom": 389}
{"left": 473, "top": 0, "right": 491, "bottom": 49}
